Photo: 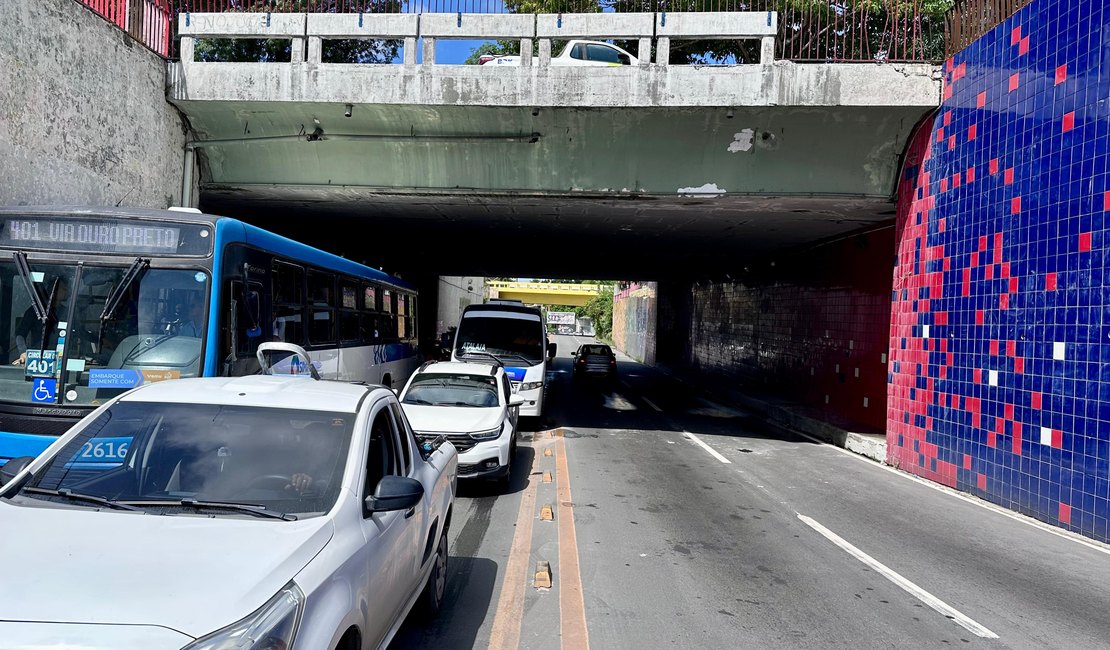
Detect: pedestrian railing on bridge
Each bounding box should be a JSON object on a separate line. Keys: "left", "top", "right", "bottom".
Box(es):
{"left": 79, "top": 0, "right": 173, "bottom": 56}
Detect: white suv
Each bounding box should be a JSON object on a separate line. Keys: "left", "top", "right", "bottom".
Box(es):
{"left": 399, "top": 361, "right": 524, "bottom": 488}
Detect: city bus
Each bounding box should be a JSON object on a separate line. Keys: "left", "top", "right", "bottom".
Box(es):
{"left": 0, "top": 206, "right": 420, "bottom": 465}
{"left": 452, "top": 301, "right": 555, "bottom": 418}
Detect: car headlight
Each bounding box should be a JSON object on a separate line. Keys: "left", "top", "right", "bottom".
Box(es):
{"left": 469, "top": 426, "right": 503, "bottom": 441}
{"left": 184, "top": 582, "right": 304, "bottom": 650}
{"left": 519, "top": 381, "right": 543, "bottom": 392}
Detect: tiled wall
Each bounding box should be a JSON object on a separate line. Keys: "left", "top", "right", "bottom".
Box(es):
{"left": 686, "top": 230, "right": 894, "bottom": 432}
{"left": 888, "top": 0, "right": 1110, "bottom": 540}
{"left": 613, "top": 283, "right": 657, "bottom": 364}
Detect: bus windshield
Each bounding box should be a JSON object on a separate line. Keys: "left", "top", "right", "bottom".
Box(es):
{"left": 0, "top": 259, "right": 209, "bottom": 407}
{"left": 455, "top": 315, "right": 544, "bottom": 365}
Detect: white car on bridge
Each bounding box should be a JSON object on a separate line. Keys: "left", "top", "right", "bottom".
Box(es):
{"left": 0, "top": 344, "right": 457, "bottom": 650}
{"left": 479, "top": 39, "right": 638, "bottom": 66}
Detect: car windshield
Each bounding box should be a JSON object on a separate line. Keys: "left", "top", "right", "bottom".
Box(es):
{"left": 581, "top": 345, "right": 612, "bottom": 355}
{"left": 0, "top": 260, "right": 208, "bottom": 406}
{"left": 455, "top": 316, "right": 544, "bottom": 365}
{"left": 11, "top": 401, "right": 352, "bottom": 517}
{"left": 403, "top": 373, "right": 500, "bottom": 408}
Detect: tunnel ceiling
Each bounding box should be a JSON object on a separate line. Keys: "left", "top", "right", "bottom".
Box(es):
{"left": 200, "top": 189, "right": 896, "bottom": 280}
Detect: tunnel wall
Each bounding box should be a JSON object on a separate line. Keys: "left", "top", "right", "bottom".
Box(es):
{"left": 0, "top": 0, "right": 186, "bottom": 208}
{"left": 613, "top": 283, "right": 658, "bottom": 364}
{"left": 888, "top": 0, "right": 1110, "bottom": 540}
{"left": 682, "top": 230, "right": 895, "bottom": 432}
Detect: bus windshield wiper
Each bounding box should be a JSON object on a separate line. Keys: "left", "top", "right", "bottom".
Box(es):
{"left": 126, "top": 498, "right": 297, "bottom": 521}
{"left": 12, "top": 251, "right": 48, "bottom": 323}
{"left": 100, "top": 257, "right": 149, "bottom": 321}
{"left": 456, "top": 351, "right": 504, "bottom": 366}
{"left": 491, "top": 352, "right": 533, "bottom": 365}
{"left": 22, "top": 487, "right": 144, "bottom": 512}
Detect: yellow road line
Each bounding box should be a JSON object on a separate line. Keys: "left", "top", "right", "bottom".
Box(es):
{"left": 556, "top": 433, "right": 590, "bottom": 650}
{"left": 488, "top": 436, "right": 543, "bottom": 650}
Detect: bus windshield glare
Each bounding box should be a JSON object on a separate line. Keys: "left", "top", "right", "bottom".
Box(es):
{"left": 455, "top": 316, "right": 544, "bottom": 365}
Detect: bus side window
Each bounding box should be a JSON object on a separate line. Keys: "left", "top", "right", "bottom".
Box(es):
{"left": 307, "top": 270, "right": 335, "bottom": 346}
{"left": 272, "top": 262, "right": 304, "bottom": 345}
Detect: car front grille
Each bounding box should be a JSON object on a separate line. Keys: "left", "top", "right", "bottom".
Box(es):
{"left": 417, "top": 431, "right": 477, "bottom": 453}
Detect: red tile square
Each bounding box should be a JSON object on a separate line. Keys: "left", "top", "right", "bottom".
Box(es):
{"left": 1006, "top": 340, "right": 1016, "bottom": 356}
{"left": 1055, "top": 64, "right": 1067, "bottom": 85}
{"left": 974, "top": 368, "right": 982, "bottom": 384}
{"left": 940, "top": 178, "right": 949, "bottom": 193}
{"left": 1059, "top": 503, "right": 1072, "bottom": 525}
{"left": 948, "top": 135, "right": 956, "bottom": 150}
{"left": 971, "top": 252, "right": 979, "bottom": 267}
{"left": 944, "top": 84, "right": 953, "bottom": 100}
{"left": 1052, "top": 429, "right": 1063, "bottom": 448}
{"left": 1012, "top": 428, "right": 1022, "bottom": 455}
{"left": 990, "top": 158, "right": 1000, "bottom": 175}
{"left": 1004, "top": 168, "right": 1014, "bottom": 184}
{"left": 977, "top": 91, "right": 987, "bottom": 108}
{"left": 985, "top": 264, "right": 994, "bottom": 280}
{"left": 978, "top": 235, "right": 988, "bottom": 251}
{"left": 975, "top": 309, "right": 984, "bottom": 325}
{"left": 1011, "top": 196, "right": 1022, "bottom": 214}
{"left": 967, "top": 167, "right": 976, "bottom": 183}
{"left": 995, "top": 231, "right": 1004, "bottom": 251}
{"left": 1015, "top": 357, "right": 1024, "bottom": 373}
{"left": 953, "top": 173, "right": 961, "bottom": 188}
{"left": 963, "top": 454, "right": 972, "bottom": 470}
{"left": 943, "top": 111, "right": 951, "bottom": 126}
{"left": 999, "top": 293, "right": 1009, "bottom": 309}
{"left": 936, "top": 128, "right": 945, "bottom": 142}
{"left": 968, "top": 124, "right": 978, "bottom": 141}
{"left": 1046, "top": 272, "right": 1057, "bottom": 290}
{"left": 990, "top": 340, "right": 999, "bottom": 355}
{"left": 1005, "top": 402, "right": 1014, "bottom": 419}
{"left": 1080, "top": 232, "right": 1092, "bottom": 252}
{"left": 1009, "top": 73, "right": 1020, "bottom": 91}
{"left": 1031, "top": 392, "right": 1042, "bottom": 409}
{"left": 1063, "top": 112, "right": 1075, "bottom": 132}
{"left": 1011, "top": 26, "right": 1022, "bottom": 45}
{"left": 978, "top": 473, "right": 987, "bottom": 489}
{"left": 988, "top": 431, "right": 997, "bottom": 447}
{"left": 1019, "top": 36, "right": 1029, "bottom": 55}
{"left": 1009, "top": 277, "right": 1019, "bottom": 293}
{"left": 1104, "top": 191, "right": 1110, "bottom": 211}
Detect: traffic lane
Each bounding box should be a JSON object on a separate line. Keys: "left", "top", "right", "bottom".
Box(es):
{"left": 698, "top": 427, "right": 1110, "bottom": 647}
{"left": 390, "top": 442, "right": 536, "bottom": 649}
{"left": 559, "top": 421, "right": 994, "bottom": 648}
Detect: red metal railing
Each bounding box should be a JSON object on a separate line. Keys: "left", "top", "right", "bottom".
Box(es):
{"left": 78, "top": 0, "right": 173, "bottom": 57}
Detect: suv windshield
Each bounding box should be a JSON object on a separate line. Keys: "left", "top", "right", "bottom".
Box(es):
{"left": 455, "top": 316, "right": 544, "bottom": 365}
{"left": 12, "top": 401, "right": 352, "bottom": 517}
{"left": 403, "top": 373, "right": 500, "bottom": 408}
{"left": 0, "top": 260, "right": 208, "bottom": 406}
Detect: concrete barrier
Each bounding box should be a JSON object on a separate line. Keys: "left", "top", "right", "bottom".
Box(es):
{"left": 655, "top": 12, "right": 778, "bottom": 65}
{"left": 178, "top": 13, "right": 307, "bottom": 63}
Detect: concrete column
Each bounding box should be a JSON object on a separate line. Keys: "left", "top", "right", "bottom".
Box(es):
{"left": 307, "top": 36, "right": 322, "bottom": 64}
{"left": 638, "top": 37, "right": 651, "bottom": 66}
{"left": 760, "top": 36, "right": 775, "bottom": 65}
{"left": 538, "top": 39, "right": 552, "bottom": 66}
{"left": 180, "top": 36, "right": 195, "bottom": 63}
{"left": 520, "top": 38, "right": 533, "bottom": 67}
{"left": 655, "top": 36, "right": 669, "bottom": 65}
{"left": 403, "top": 36, "right": 417, "bottom": 66}
{"left": 423, "top": 37, "right": 436, "bottom": 65}
{"left": 291, "top": 37, "right": 305, "bottom": 63}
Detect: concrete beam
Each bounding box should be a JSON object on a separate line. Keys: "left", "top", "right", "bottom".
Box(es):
{"left": 306, "top": 13, "right": 419, "bottom": 38}
{"left": 177, "top": 12, "right": 306, "bottom": 38}
{"left": 535, "top": 13, "right": 654, "bottom": 39}
{"left": 656, "top": 11, "right": 776, "bottom": 38}
{"left": 420, "top": 13, "right": 535, "bottom": 39}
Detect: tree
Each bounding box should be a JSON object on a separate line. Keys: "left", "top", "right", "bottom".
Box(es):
{"left": 465, "top": 41, "right": 520, "bottom": 65}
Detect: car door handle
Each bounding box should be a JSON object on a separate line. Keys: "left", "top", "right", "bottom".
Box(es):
{"left": 405, "top": 507, "right": 416, "bottom": 519}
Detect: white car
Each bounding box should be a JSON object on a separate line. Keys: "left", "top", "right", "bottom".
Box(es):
{"left": 399, "top": 360, "right": 523, "bottom": 488}
{"left": 0, "top": 344, "right": 457, "bottom": 650}
{"left": 479, "top": 39, "right": 638, "bottom": 66}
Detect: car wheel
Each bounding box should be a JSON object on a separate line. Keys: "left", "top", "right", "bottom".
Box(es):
{"left": 420, "top": 532, "right": 448, "bottom": 617}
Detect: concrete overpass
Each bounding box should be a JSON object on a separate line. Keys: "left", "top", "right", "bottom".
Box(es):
{"left": 169, "top": 11, "right": 940, "bottom": 278}
{"left": 487, "top": 281, "right": 603, "bottom": 306}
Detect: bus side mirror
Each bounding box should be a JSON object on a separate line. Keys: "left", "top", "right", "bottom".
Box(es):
{"left": 244, "top": 290, "right": 262, "bottom": 338}
{"left": 547, "top": 342, "right": 557, "bottom": 359}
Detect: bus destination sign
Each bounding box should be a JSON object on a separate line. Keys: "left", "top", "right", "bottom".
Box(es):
{"left": 0, "top": 218, "right": 184, "bottom": 254}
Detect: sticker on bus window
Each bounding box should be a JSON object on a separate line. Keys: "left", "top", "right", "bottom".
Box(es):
{"left": 24, "top": 350, "right": 56, "bottom": 378}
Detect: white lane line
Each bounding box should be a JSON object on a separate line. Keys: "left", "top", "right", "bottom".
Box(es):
{"left": 682, "top": 431, "right": 731, "bottom": 464}
{"left": 784, "top": 426, "right": 1110, "bottom": 557}
{"left": 797, "top": 513, "right": 999, "bottom": 639}
{"left": 642, "top": 396, "right": 663, "bottom": 412}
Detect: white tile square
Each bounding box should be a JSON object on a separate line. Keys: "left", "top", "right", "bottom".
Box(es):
{"left": 1041, "top": 426, "right": 1053, "bottom": 445}
{"left": 1053, "top": 342, "right": 1066, "bottom": 360}
{"left": 923, "top": 325, "right": 931, "bottom": 338}
{"left": 988, "top": 370, "right": 999, "bottom": 386}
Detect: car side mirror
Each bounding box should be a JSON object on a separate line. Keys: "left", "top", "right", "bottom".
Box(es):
{"left": 547, "top": 342, "right": 557, "bottom": 358}
{"left": 570, "top": 351, "right": 577, "bottom": 357}
{"left": 508, "top": 394, "right": 525, "bottom": 407}
{"left": 364, "top": 475, "right": 424, "bottom": 517}
{"left": 0, "top": 456, "right": 35, "bottom": 487}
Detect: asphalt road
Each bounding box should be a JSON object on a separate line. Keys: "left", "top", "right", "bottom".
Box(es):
{"left": 390, "top": 334, "right": 1110, "bottom": 649}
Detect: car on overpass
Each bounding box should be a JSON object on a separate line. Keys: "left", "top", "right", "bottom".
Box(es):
{"left": 479, "top": 39, "right": 637, "bottom": 66}
{"left": 399, "top": 359, "right": 524, "bottom": 488}
{"left": 0, "top": 344, "right": 457, "bottom": 650}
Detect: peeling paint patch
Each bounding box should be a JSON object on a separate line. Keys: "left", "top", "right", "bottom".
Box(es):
{"left": 727, "top": 129, "right": 755, "bottom": 153}
{"left": 677, "top": 183, "right": 726, "bottom": 197}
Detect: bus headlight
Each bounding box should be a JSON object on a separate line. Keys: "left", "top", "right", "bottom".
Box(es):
{"left": 184, "top": 582, "right": 304, "bottom": 650}
{"left": 519, "top": 381, "right": 543, "bottom": 392}
{"left": 469, "top": 426, "right": 503, "bottom": 441}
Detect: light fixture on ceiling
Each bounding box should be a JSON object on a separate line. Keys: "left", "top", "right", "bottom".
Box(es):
{"left": 344, "top": 104, "right": 353, "bottom": 118}
{"left": 726, "top": 109, "right": 734, "bottom": 119}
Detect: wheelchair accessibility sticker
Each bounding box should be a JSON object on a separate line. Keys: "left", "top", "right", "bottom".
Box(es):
{"left": 31, "top": 378, "right": 57, "bottom": 404}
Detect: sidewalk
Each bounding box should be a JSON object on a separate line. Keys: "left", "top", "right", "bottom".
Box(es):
{"left": 657, "top": 364, "right": 888, "bottom": 464}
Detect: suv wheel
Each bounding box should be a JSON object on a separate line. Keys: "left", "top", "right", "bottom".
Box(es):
{"left": 420, "top": 532, "right": 448, "bottom": 617}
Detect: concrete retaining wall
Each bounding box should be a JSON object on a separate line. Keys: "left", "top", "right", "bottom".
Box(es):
{"left": 613, "top": 282, "right": 657, "bottom": 364}
{"left": 436, "top": 276, "right": 485, "bottom": 337}
{"left": 0, "top": 0, "right": 187, "bottom": 208}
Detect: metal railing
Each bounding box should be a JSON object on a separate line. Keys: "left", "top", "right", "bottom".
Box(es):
{"left": 945, "top": 0, "right": 1032, "bottom": 57}
{"left": 79, "top": 0, "right": 174, "bottom": 56}
{"left": 169, "top": 0, "right": 948, "bottom": 63}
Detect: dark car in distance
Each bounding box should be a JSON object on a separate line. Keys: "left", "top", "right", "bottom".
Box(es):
{"left": 571, "top": 344, "right": 617, "bottom": 380}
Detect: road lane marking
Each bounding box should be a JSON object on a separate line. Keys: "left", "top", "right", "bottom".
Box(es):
{"left": 797, "top": 514, "right": 999, "bottom": 639}
{"left": 487, "top": 438, "right": 543, "bottom": 650}
{"left": 641, "top": 396, "right": 663, "bottom": 412}
{"left": 784, "top": 427, "right": 1110, "bottom": 556}
{"left": 556, "top": 432, "right": 590, "bottom": 650}
{"left": 682, "top": 431, "right": 732, "bottom": 464}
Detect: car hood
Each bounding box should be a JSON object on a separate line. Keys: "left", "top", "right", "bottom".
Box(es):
{"left": 0, "top": 500, "right": 334, "bottom": 638}
{"left": 0, "top": 621, "right": 193, "bottom": 650}
{"left": 403, "top": 404, "right": 504, "bottom": 434}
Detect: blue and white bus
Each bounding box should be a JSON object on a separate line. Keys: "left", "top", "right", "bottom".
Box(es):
{"left": 0, "top": 206, "right": 420, "bottom": 465}
{"left": 452, "top": 301, "right": 555, "bottom": 418}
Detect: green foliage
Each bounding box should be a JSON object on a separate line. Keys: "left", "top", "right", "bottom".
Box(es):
{"left": 465, "top": 41, "right": 521, "bottom": 65}
{"left": 578, "top": 285, "right": 615, "bottom": 342}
